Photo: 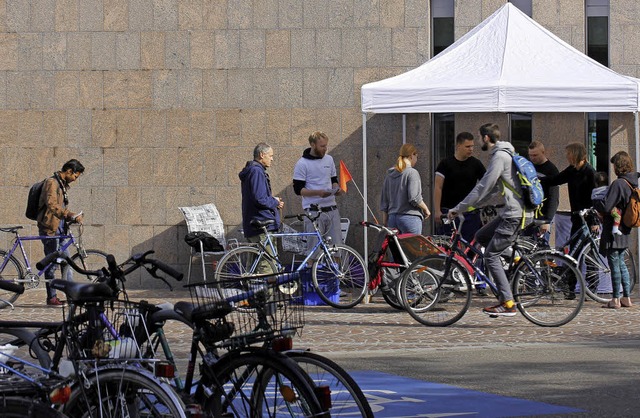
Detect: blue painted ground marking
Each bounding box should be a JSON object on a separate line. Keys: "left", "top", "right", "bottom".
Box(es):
{"left": 350, "top": 371, "right": 585, "bottom": 417}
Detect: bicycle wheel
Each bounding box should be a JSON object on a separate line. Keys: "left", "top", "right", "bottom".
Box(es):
{"left": 69, "top": 249, "right": 108, "bottom": 283}
{"left": 312, "top": 244, "right": 368, "bottom": 309}
{"left": 512, "top": 251, "right": 584, "bottom": 327}
{"left": 0, "top": 251, "right": 24, "bottom": 309}
{"left": 205, "top": 351, "right": 326, "bottom": 418}
{"left": 63, "top": 366, "right": 186, "bottom": 418}
{"left": 579, "top": 241, "right": 637, "bottom": 303}
{"left": 399, "top": 254, "right": 472, "bottom": 327}
{"left": 0, "top": 397, "right": 68, "bottom": 417}
{"left": 285, "top": 351, "right": 373, "bottom": 418}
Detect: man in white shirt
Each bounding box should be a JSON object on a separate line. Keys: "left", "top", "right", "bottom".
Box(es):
{"left": 293, "top": 131, "right": 344, "bottom": 249}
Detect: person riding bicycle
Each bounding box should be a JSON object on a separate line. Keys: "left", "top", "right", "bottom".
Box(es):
{"left": 448, "top": 123, "right": 532, "bottom": 317}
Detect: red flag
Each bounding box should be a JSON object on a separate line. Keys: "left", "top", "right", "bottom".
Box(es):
{"left": 339, "top": 160, "right": 353, "bottom": 192}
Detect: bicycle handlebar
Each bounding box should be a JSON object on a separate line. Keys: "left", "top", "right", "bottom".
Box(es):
{"left": 359, "top": 221, "right": 397, "bottom": 236}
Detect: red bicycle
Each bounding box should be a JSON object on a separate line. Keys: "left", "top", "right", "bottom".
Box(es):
{"left": 362, "top": 221, "right": 440, "bottom": 309}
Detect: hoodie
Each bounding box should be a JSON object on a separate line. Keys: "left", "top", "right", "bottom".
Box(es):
{"left": 380, "top": 166, "right": 425, "bottom": 219}
{"left": 453, "top": 141, "right": 532, "bottom": 220}
{"left": 596, "top": 171, "right": 640, "bottom": 252}
{"left": 239, "top": 160, "right": 280, "bottom": 238}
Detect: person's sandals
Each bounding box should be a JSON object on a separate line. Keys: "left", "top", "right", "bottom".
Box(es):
{"left": 602, "top": 299, "right": 621, "bottom": 309}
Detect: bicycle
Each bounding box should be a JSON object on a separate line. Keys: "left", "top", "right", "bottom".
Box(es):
{"left": 398, "top": 215, "right": 586, "bottom": 327}
{"left": 0, "top": 223, "right": 107, "bottom": 308}
{"left": 44, "top": 251, "right": 332, "bottom": 417}
{"left": 362, "top": 221, "right": 441, "bottom": 309}
{"left": 215, "top": 205, "right": 369, "bottom": 309}
{"left": 0, "top": 347, "right": 71, "bottom": 417}
{"left": 0, "top": 251, "right": 188, "bottom": 418}
{"left": 141, "top": 272, "right": 372, "bottom": 417}
{"left": 530, "top": 209, "right": 637, "bottom": 303}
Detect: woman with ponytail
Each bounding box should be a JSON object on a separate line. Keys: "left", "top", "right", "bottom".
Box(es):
{"left": 380, "top": 143, "right": 431, "bottom": 234}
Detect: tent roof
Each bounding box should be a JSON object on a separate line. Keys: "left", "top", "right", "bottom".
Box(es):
{"left": 361, "top": 3, "right": 640, "bottom": 114}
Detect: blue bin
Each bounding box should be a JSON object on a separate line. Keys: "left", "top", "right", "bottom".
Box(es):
{"left": 291, "top": 267, "right": 340, "bottom": 306}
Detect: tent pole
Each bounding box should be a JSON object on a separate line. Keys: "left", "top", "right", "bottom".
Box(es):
{"left": 633, "top": 110, "right": 640, "bottom": 294}
{"left": 362, "top": 112, "right": 368, "bottom": 270}
{"left": 403, "top": 114, "right": 406, "bottom": 144}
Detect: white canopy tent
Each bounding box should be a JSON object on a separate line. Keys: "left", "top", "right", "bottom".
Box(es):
{"left": 360, "top": 3, "right": 640, "bottom": 259}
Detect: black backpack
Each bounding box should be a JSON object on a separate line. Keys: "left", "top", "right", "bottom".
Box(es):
{"left": 25, "top": 178, "right": 47, "bottom": 221}
{"left": 184, "top": 231, "right": 224, "bottom": 252}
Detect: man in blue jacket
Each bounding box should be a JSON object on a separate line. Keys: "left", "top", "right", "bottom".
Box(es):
{"left": 239, "top": 143, "right": 284, "bottom": 273}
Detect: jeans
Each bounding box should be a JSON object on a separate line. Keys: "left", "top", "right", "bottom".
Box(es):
{"left": 607, "top": 248, "right": 631, "bottom": 298}
{"left": 388, "top": 214, "right": 422, "bottom": 235}
{"left": 248, "top": 233, "right": 276, "bottom": 275}
{"left": 474, "top": 217, "right": 521, "bottom": 303}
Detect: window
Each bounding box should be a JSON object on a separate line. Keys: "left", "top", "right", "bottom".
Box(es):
{"left": 586, "top": 1, "right": 609, "bottom": 172}
{"left": 587, "top": 113, "right": 609, "bottom": 173}
{"left": 433, "top": 113, "right": 455, "bottom": 164}
{"left": 509, "top": 0, "right": 532, "bottom": 17}
{"left": 586, "top": 0, "right": 609, "bottom": 66}
{"left": 509, "top": 113, "right": 532, "bottom": 156}
{"left": 431, "top": 0, "right": 454, "bottom": 56}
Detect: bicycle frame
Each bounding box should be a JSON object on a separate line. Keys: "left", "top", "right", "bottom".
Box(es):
{"left": 0, "top": 233, "right": 78, "bottom": 279}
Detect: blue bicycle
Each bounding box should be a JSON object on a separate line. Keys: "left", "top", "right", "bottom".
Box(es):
{"left": 214, "top": 207, "right": 369, "bottom": 309}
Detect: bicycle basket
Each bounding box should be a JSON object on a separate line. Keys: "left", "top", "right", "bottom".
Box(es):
{"left": 186, "top": 271, "right": 304, "bottom": 349}
{"left": 65, "top": 300, "right": 156, "bottom": 361}
{"left": 280, "top": 223, "right": 307, "bottom": 254}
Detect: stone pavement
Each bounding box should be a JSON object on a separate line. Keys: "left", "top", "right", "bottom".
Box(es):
{"left": 4, "top": 288, "right": 639, "bottom": 355}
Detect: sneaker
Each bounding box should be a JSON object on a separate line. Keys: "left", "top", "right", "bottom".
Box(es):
{"left": 47, "top": 296, "right": 66, "bottom": 307}
{"left": 482, "top": 302, "right": 516, "bottom": 317}
{"left": 564, "top": 292, "right": 576, "bottom": 300}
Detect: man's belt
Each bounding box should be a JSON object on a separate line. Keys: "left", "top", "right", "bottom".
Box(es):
{"left": 307, "top": 205, "right": 337, "bottom": 212}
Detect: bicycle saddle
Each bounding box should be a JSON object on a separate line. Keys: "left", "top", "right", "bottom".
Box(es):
{"left": 250, "top": 219, "right": 276, "bottom": 228}
{"left": 50, "top": 279, "right": 114, "bottom": 303}
{"left": 174, "top": 301, "right": 233, "bottom": 322}
{"left": 0, "top": 226, "right": 23, "bottom": 233}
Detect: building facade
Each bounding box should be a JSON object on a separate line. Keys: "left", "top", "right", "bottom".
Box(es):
{"left": 0, "top": 0, "right": 637, "bottom": 286}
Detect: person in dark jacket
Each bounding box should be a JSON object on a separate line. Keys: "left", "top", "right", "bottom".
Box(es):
{"left": 541, "top": 142, "right": 597, "bottom": 242}
{"left": 594, "top": 151, "right": 639, "bottom": 309}
{"left": 239, "top": 143, "right": 284, "bottom": 274}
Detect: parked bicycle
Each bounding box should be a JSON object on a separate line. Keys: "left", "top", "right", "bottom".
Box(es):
{"left": 362, "top": 221, "right": 440, "bottom": 309}
{"left": 215, "top": 205, "right": 369, "bottom": 309}
{"left": 0, "top": 251, "right": 188, "bottom": 418}
{"left": 398, "top": 215, "right": 585, "bottom": 327}
{"left": 520, "top": 209, "right": 637, "bottom": 303}
{"left": 39, "top": 251, "right": 333, "bottom": 417}
{"left": 0, "top": 223, "right": 107, "bottom": 308}
{"left": 139, "top": 270, "right": 372, "bottom": 417}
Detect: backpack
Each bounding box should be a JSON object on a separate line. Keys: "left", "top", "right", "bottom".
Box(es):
{"left": 499, "top": 149, "right": 544, "bottom": 211}
{"left": 25, "top": 178, "right": 47, "bottom": 221}
{"left": 622, "top": 179, "right": 640, "bottom": 228}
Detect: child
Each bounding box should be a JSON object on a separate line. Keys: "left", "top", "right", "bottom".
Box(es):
{"left": 591, "top": 171, "right": 622, "bottom": 235}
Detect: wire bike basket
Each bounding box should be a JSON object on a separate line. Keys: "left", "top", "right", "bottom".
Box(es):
{"left": 186, "top": 271, "right": 304, "bottom": 349}
{"left": 280, "top": 222, "right": 307, "bottom": 254}
{"left": 65, "top": 300, "right": 156, "bottom": 361}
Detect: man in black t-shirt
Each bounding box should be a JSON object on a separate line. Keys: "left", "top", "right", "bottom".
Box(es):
{"left": 434, "top": 132, "right": 486, "bottom": 242}
{"left": 527, "top": 140, "right": 559, "bottom": 245}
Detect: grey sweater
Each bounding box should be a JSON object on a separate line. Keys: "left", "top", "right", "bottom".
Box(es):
{"left": 453, "top": 141, "right": 532, "bottom": 220}
{"left": 380, "top": 166, "right": 425, "bottom": 219}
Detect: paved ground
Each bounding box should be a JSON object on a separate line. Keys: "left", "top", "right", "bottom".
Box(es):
{"left": 4, "top": 288, "right": 640, "bottom": 417}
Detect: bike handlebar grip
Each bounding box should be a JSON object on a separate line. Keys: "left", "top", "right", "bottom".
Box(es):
{"left": 36, "top": 251, "right": 63, "bottom": 271}
{"left": 153, "top": 260, "right": 184, "bottom": 281}
{"left": 283, "top": 214, "right": 299, "bottom": 219}
{"left": 107, "top": 254, "right": 118, "bottom": 273}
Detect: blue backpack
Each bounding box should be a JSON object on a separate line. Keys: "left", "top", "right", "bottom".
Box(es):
{"left": 499, "top": 149, "right": 544, "bottom": 211}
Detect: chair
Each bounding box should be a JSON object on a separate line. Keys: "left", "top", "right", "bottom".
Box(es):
{"left": 179, "top": 203, "right": 228, "bottom": 284}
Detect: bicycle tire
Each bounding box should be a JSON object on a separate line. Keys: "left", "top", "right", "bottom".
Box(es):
{"left": 399, "top": 254, "right": 472, "bottom": 327}
{"left": 0, "top": 397, "right": 68, "bottom": 417}
{"left": 381, "top": 290, "right": 404, "bottom": 310}
{"left": 205, "top": 350, "right": 327, "bottom": 417}
{"left": 69, "top": 249, "right": 109, "bottom": 283}
{"left": 512, "top": 250, "right": 584, "bottom": 327}
{"left": 312, "top": 244, "right": 368, "bottom": 309}
{"left": 285, "top": 351, "right": 374, "bottom": 418}
{"left": 62, "top": 366, "right": 187, "bottom": 418}
{"left": 578, "top": 241, "right": 637, "bottom": 303}
{"left": 214, "top": 246, "right": 290, "bottom": 291}
{"left": 0, "top": 251, "right": 24, "bottom": 309}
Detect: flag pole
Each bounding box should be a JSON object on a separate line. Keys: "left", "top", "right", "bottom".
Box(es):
{"left": 348, "top": 179, "right": 379, "bottom": 224}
